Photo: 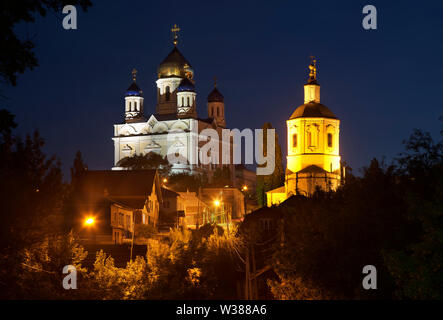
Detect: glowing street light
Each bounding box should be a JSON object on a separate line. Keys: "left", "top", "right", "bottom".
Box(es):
{"left": 214, "top": 200, "right": 221, "bottom": 207}
{"left": 85, "top": 217, "right": 95, "bottom": 226}
{"left": 163, "top": 178, "right": 168, "bottom": 183}
{"left": 242, "top": 185, "right": 248, "bottom": 191}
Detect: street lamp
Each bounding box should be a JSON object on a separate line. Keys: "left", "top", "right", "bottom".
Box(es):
{"left": 84, "top": 217, "right": 95, "bottom": 226}
{"left": 84, "top": 216, "right": 96, "bottom": 243}
{"left": 242, "top": 185, "right": 248, "bottom": 191}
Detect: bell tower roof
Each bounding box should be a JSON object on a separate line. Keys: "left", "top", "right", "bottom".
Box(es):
{"left": 207, "top": 78, "right": 224, "bottom": 102}
{"left": 289, "top": 102, "right": 337, "bottom": 120}
{"left": 177, "top": 77, "right": 195, "bottom": 92}
{"left": 125, "top": 68, "right": 143, "bottom": 96}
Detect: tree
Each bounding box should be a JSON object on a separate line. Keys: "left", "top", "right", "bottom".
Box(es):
{"left": 0, "top": 109, "right": 17, "bottom": 137}
{"left": 166, "top": 172, "right": 204, "bottom": 192}
{"left": 0, "top": 110, "right": 66, "bottom": 298}
{"left": 70, "top": 150, "right": 87, "bottom": 183}
{"left": 117, "top": 152, "right": 172, "bottom": 175}
{"left": 0, "top": 0, "right": 92, "bottom": 86}
{"left": 256, "top": 122, "right": 285, "bottom": 206}
{"left": 384, "top": 128, "right": 443, "bottom": 299}
{"left": 266, "top": 156, "right": 416, "bottom": 299}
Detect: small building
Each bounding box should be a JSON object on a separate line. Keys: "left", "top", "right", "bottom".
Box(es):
{"left": 160, "top": 187, "right": 209, "bottom": 230}
{"left": 71, "top": 170, "right": 162, "bottom": 243}
{"left": 177, "top": 190, "right": 209, "bottom": 229}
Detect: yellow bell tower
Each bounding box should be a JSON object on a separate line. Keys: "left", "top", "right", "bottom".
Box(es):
{"left": 266, "top": 58, "right": 342, "bottom": 205}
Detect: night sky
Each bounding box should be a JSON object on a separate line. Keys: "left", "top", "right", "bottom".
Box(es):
{"left": 4, "top": 0, "right": 443, "bottom": 179}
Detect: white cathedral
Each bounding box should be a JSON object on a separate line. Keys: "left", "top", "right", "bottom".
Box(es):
{"left": 112, "top": 26, "right": 228, "bottom": 175}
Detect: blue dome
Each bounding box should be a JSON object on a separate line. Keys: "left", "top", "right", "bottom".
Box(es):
{"left": 177, "top": 78, "right": 195, "bottom": 92}
{"left": 125, "top": 82, "right": 143, "bottom": 96}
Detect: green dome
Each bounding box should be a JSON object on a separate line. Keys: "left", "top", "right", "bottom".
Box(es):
{"left": 289, "top": 102, "right": 337, "bottom": 120}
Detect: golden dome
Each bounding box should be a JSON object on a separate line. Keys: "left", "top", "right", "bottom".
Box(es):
{"left": 158, "top": 47, "right": 194, "bottom": 79}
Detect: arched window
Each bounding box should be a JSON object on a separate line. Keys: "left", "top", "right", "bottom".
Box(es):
{"left": 307, "top": 125, "right": 319, "bottom": 148}
{"left": 217, "top": 107, "right": 219, "bottom": 117}
{"left": 129, "top": 101, "right": 132, "bottom": 111}
{"left": 134, "top": 101, "right": 137, "bottom": 111}
{"left": 187, "top": 97, "right": 190, "bottom": 106}
{"left": 292, "top": 134, "right": 297, "bottom": 148}
{"left": 327, "top": 133, "right": 333, "bottom": 148}
{"left": 182, "top": 97, "right": 184, "bottom": 106}
{"left": 165, "top": 86, "right": 170, "bottom": 101}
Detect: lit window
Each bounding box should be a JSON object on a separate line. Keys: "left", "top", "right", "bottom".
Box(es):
{"left": 327, "top": 133, "right": 333, "bottom": 148}
{"left": 292, "top": 134, "right": 297, "bottom": 148}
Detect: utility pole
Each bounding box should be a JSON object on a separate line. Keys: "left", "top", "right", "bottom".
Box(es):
{"left": 245, "top": 245, "right": 250, "bottom": 300}
{"left": 251, "top": 244, "right": 257, "bottom": 299}
{"left": 130, "top": 213, "right": 135, "bottom": 261}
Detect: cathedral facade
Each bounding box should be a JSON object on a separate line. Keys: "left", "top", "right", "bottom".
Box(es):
{"left": 267, "top": 59, "right": 344, "bottom": 206}
{"left": 112, "top": 26, "right": 227, "bottom": 175}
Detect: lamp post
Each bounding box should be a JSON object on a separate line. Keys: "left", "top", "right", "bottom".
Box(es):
{"left": 241, "top": 185, "right": 248, "bottom": 215}
{"left": 84, "top": 217, "right": 95, "bottom": 243}
{"left": 214, "top": 199, "right": 230, "bottom": 234}
{"left": 213, "top": 200, "right": 220, "bottom": 225}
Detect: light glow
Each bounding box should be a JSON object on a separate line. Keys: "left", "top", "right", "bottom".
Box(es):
{"left": 85, "top": 217, "right": 95, "bottom": 226}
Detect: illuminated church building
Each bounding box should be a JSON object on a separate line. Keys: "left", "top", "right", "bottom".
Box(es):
{"left": 112, "top": 25, "right": 227, "bottom": 174}
{"left": 266, "top": 59, "right": 344, "bottom": 206}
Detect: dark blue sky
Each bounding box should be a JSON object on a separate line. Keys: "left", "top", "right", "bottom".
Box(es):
{"left": 4, "top": 0, "right": 443, "bottom": 179}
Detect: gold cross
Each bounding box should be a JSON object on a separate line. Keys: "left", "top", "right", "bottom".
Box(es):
{"left": 132, "top": 68, "right": 137, "bottom": 82}
{"left": 309, "top": 56, "right": 317, "bottom": 80}
{"left": 171, "top": 24, "right": 180, "bottom": 46}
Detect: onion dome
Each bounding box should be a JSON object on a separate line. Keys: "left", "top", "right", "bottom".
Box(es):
{"left": 289, "top": 101, "right": 337, "bottom": 119}
{"left": 158, "top": 46, "right": 193, "bottom": 79}
{"left": 125, "top": 82, "right": 143, "bottom": 96}
{"left": 125, "top": 68, "right": 143, "bottom": 96}
{"left": 177, "top": 77, "right": 195, "bottom": 92}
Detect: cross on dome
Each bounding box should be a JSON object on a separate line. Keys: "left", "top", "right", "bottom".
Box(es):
{"left": 171, "top": 24, "right": 180, "bottom": 46}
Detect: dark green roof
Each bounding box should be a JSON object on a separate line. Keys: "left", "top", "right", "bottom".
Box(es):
{"left": 289, "top": 102, "right": 337, "bottom": 120}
